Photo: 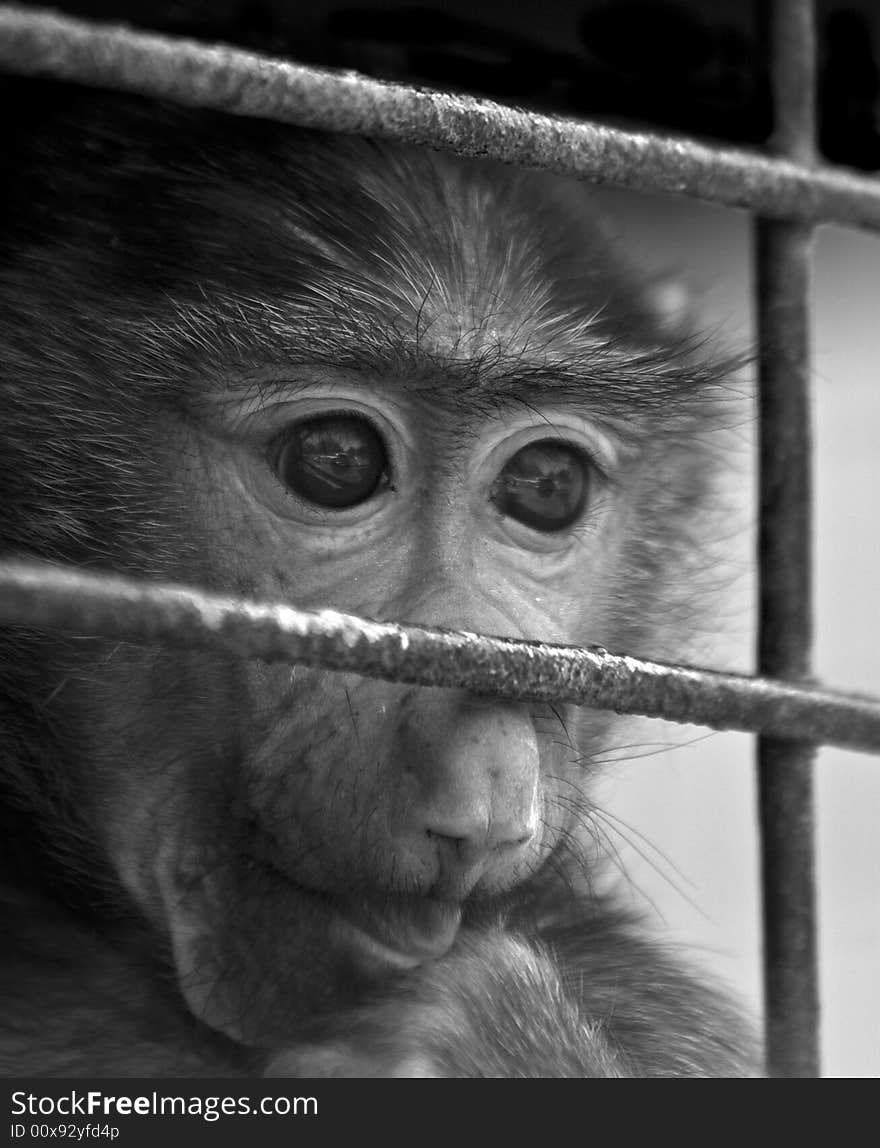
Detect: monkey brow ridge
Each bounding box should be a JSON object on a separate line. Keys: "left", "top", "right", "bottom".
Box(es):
{"left": 158, "top": 294, "right": 735, "bottom": 424}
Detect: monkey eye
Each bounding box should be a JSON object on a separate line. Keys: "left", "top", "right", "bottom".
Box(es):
{"left": 275, "top": 413, "right": 390, "bottom": 509}
{"left": 491, "top": 440, "right": 590, "bottom": 533}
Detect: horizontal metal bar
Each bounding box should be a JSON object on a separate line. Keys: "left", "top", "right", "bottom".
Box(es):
{"left": 2, "top": 560, "right": 880, "bottom": 754}
{"left": 2, "top": 4, "right": 880, "bottom": 231}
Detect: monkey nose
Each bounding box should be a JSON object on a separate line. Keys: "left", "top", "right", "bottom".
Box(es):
{"left": 395, "top": 690, "right": 541, "bottom": 894}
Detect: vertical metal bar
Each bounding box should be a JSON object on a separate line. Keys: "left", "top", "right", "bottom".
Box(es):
{"left": 755, "top": 0, "right": 820, "bottom": 1077}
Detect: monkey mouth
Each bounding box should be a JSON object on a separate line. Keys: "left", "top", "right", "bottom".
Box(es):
{"left": 332, "top": 895, "right": 462, "bottom": 968}
{"left": 233, "top": 833, "right": 463, "bottom": 969}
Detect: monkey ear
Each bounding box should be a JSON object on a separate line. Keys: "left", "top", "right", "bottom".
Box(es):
{"left": 644, "top": 274, "right": 694, "bottom": 336}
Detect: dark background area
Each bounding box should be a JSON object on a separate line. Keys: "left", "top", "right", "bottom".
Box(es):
{"left": 12, "top": 0, "right": 880, "bottom": 170}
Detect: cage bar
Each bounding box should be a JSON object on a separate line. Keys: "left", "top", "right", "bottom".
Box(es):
{"left": 755, "top": 0, "right": 820, "bottom": 1078}
{"left": 2, "top": 3, "right": 880, "bottom": 232}
{"left": 2, "top": 560, "right": 880, "bottom": 758}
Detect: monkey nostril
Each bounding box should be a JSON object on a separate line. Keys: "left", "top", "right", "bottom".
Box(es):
{"left": 426, "top": 830, "right": 484, "bottom": 869}
{"left": 427, "top": 824, "right": 535, "bottom": 872}
{"left": 507, "top": 831, "right": 535, "bottom": 850}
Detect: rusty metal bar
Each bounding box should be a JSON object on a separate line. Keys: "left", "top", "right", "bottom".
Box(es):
{"left": 2, "top": 560, "right": 880, "bottom": 756}
{"left": 2, "top": 3, "right": 880, "bottom": 232}
{"left": 755, "top": 0, "right": 820, "bottom": 1078}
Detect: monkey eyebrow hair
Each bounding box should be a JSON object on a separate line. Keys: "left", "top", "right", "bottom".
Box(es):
{"left": 163, "top": 300, "right": 738, "bottom": 425}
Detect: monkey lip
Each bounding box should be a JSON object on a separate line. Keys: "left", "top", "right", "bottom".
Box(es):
{"left": 334, "top": 896, "right": 462, "bottom": 967}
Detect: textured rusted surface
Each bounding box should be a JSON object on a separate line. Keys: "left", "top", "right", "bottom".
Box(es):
{"left": 1, "top": 561, "right": 879, "bottom": 755}
{"left": 755, "top": 0, "right": 820, "bottom": 1079}
{"left": 2, "top": 3, "right": 880, "bottom": 230}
